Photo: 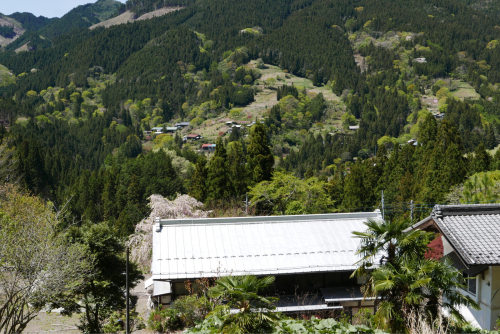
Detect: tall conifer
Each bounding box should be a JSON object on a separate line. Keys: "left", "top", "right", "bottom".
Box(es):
{"left": 227, "top": 141, "right": 247, "bottom": 196}
{"left": 472, "top": 143, "right": 491, "bottom": 173}
{"left": 207, "top": 137, "right": 231, "bottom": 200}
{"left": 342, "top": 160, "right": 366, "bottom": 211}
{"left": 189, "top": 156, "right": 208, "bottom": 202}
{"left": 246, "top": 123, "right": 274, "bottom": 185}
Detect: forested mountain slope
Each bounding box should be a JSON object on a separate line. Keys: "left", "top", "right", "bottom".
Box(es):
{"left": 0, "top": 0, "right": 121, "bottom": 52}
{"left": 0, "top": 0, "right": 499, "bottom": 225}
{"left": 38, "top": 0, "right": 122, "bottom": 39}
{"left": 6, "top": 12, "right": 53, "bottom": 31}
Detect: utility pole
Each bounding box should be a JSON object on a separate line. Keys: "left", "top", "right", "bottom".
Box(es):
{"left": 410, "top": 200, "right": 414, "bottom": 220}
{"left": 126, "top": 247, "right": 129, "bottom": 334}
{"left": 381, "top": 190, "right": 385, "bottom": 220}
{"left": 245, "top": 193, "right": 248, "bottom": 215}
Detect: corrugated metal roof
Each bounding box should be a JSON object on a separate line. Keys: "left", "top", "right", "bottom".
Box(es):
{"left": 152, "top": 211, "right": 382, "bottom": 280}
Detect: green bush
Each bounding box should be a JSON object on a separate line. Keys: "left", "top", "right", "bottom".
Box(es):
{"left": 102, "top": 312, "right": 123, "bottom": 333}
{"left": 147, "top": 306, "right": 183, "bottom": 332}
{"left": 172, "top": 295, "right": 213, "bottom": 327}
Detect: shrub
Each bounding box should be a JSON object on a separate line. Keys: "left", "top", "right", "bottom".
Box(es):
{"left": 190, "top": 117, "right": 204, "bottom": 127}
{"left": 102, "top": 312, "right": 124, "bottom": 333}
{"left": 229, "top": 109, "right": 242, "bottom": 117}
{"left": 147, "top": 307, "right": 183, "bottom": 332}
{"left": 82, "top": 90, "right": 94, "bottom": 99}
{"left": 172, "top": 295, "right": 213, "bottom": 327}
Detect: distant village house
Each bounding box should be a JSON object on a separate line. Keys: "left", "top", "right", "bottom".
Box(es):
{"left": 201, "top": 144, "right": 216, "bottom": 151}
{"left": 151, "top": 126, "right": 180, "bottom": 134}
{"left": 184, "top": 134, "right": 202, "bottom": 141}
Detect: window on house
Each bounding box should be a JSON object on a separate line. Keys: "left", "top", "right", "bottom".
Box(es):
{"left": 461, "top": 273, "right": 477, "bottom": 295}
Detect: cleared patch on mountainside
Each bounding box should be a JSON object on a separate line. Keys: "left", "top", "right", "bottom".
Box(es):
{"left": 15, "top": 42, "right": 31, "bottom": 53}
{"left": 89, "top": 6, "right": 183, "bottom": 29}
{"left": 187, "top": 61, "right": 344, "bottom": 142}
{"left": 0, "top": 16, "right": 26, "bottom": 47}
{"left": 89, "top": 11, "right": 135, "bottom": 29}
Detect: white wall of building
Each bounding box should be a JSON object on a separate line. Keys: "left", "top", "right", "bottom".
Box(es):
{"left": 441, "top": 236, "right": 499, "bottom": 330}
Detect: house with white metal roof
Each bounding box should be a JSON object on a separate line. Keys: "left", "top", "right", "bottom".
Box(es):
{"left": 406, "top": 204, "right": 500, "bottom": 330}
{"left": 151, "top": 126, "right": 180, "bottom": 134}
{"left": 149, "top": 210, "right": 383, "bottom": 313}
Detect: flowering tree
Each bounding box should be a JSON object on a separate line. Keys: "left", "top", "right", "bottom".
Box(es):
{"left": 128, "top": 194, "right": 210, "bottom": 270}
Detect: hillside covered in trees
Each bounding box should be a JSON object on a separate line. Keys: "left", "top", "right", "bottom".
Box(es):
{"left": 0, "top": 0, "right": 500, "bottom": 222}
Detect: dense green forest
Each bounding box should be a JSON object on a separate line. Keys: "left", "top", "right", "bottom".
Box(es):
{"left": 0, "top": 26, "right": 15, "bottom": 39}
{"left": 6, "top": 12, "right": 53, "bottom": 31}
{"left": 0, "top": 0, "right": 500, "bottom": 226}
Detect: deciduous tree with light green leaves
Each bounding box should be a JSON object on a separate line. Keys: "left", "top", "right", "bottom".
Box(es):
{"left": 0, "top": 186, "right": 92, "bottom": 334}
{"left": 249, "top": 172, "right": 333, "bottom": 215}
{"left": 341, "top": 111, "right": 357, "bottom": 129}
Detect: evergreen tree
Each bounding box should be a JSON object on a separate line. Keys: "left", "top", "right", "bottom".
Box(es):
{"left": 140, "top": 150, "right": 183, "bottom": 198}
{"left": 17, "top": 138, "right": 49, "bottom": 195}
{"left": 342, "top": 160, "right": 366, "bottom": 211}
{"left": 102, "top": 169, "right": 117, "bottom": 219}
{"left": 227, "top": 141, "right": 247, "bottom": 196}
{"left": 174, "top": 131, "right": 183, "bottom": 148}
{"left": 419, "top": 121, "right": 467, "bottom": 203}
{"left": 127, "top": 174, "right": 142, "bottom": 205}
{"left": 246, "top": 123, "right": 274, "bottom": 185}
{"left": 207, "top": 137, "right": 231, "bottom": 200}
{"left": 418, "top": 114, "right": 438, "bottom": 148}
{"left": 492, "top": 149, "right": 500, "bottom": 170}
{"left": 189, "top": 156, "right": 208, "bottom": 202}
{"left": 472, "top": 143, "right": 491, "bottom": 174}
{"left": 486, "top": 124, "right": 497, "bottom": 150}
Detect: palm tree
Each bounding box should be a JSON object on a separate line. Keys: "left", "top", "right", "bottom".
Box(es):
{"left": 352, "top": 219, "right": 479, "bottom": 332}
{"left": 206, "top": 275, "right": 279, "bottom": 334}
{"left": 367, "top": 256, "right": 479, "bottom": 332}
{"left": 352, "top": 218, "right": 434, "bottom": 277}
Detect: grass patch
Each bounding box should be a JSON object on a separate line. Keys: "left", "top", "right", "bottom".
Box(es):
{"left": 451, "top": 81, "right": 480, "bottom": 100}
